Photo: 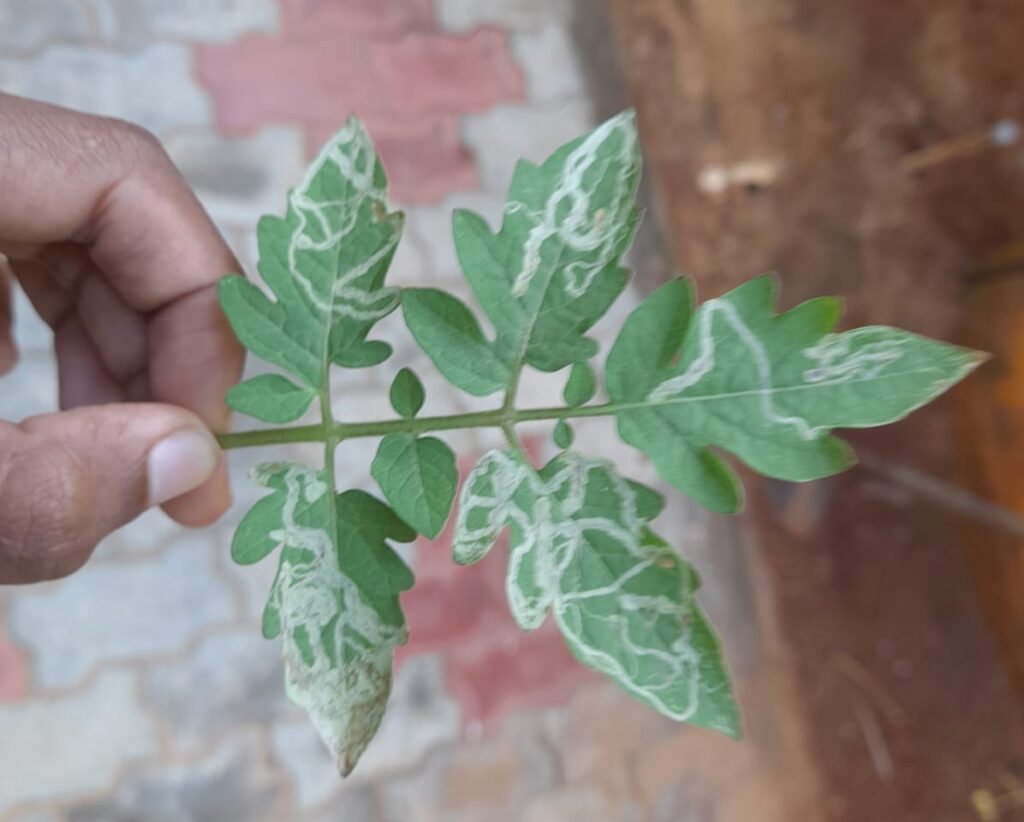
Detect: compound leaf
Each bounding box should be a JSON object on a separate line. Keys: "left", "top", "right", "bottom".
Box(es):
{"left": 221, "top": 110, "right": 988, "bottom": 774}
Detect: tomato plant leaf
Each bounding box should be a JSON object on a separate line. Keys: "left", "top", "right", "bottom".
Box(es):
{"left": 219, "top": 116, "right": 402, "bottom": 412}
{"left": 608, "top": 275, "right": 986, "bottom": 498}
{"left": 389, "top": 368, "right": 424, "bottom": 419}
{"left": 563, "top": 361, "right": 597, "bottom": 407}
{"left": 443, "top": 111, "right": 641, "bottom": 375}
{"left": 240, "top": 463, "right": 414, "bottom": 775}
{"left": 227, "top": 374, "right": 316, "bottom": 424}
{"left": 553, "top": 418, "right": 574, "bottom": 449}
{"left": 401, "top": 288, "right": 509, "bottom": 396}
{"left": 219, "top": 119, "right": 414, "bottom": 775}
{"left": 218, "top": 110, "right": 985, "bottom": 777}
{"left": 453, "top": 450, "right": 740, "bottom": 735}
{"left": 371, "top": 433, "right": 457, "bottom": 539}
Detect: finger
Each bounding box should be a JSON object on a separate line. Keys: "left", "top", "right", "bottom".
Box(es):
{"left": 0, "top": 94, "right": 244, "bottom": 428}
{"left": 146, "top": 286, "right": 237, "bottom": 525}
{"left": 7, "top": 255, "right": 74, "bottom": 331}
{"left": 0, "top": 261, "right": 16, "bottom": 374}
{"left": 161, "top": 459, "right": 231, "bottom": 528}
{"left": 11, "top": 251, "right": 148, "bottom": 395}
{"left": 77, "top": 273, "right": 147, "bottom": 384}
{"left": 54, "top": 314, "right": 123, "bottom": 409}
{"left": 8, "top": 241, "right": 236, "bottom": 522}
{"left": 0, "top": 404, "right": 222, "bottom": 583}
{"left": 0, "top": 94, "right": 238, "bottom": 309}
{"left": 148, "top": 286, "right": 240, "bottom": 429}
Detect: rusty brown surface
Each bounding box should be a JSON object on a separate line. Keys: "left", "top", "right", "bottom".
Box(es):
{"left": 607, "top": 0, "right": 1024, "bottom": 819}
{"left": 957, "top": 275, "right": 1024, "bottom": 694}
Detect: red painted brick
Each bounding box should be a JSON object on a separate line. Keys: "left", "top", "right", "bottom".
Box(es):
{"left": 194, "top": 0, "right": 524, "bottom": 202}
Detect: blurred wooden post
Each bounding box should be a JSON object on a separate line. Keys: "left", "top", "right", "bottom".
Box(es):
{"left": 957, "top": 267, "right": 1024, "bottom": 692}
{"left": 606, "top": 0, "right": 1024, "bottom": 818}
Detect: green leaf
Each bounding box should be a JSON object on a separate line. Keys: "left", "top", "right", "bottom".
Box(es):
{"left": 227, "top": 374, "right": 316, "bottom": 424}
{"left": 449, "top": 111, "right": 641, "bottom": 376}
{"left": 606, "top": 278, "right": 741, "bottom": 512}
{"left": 563, "top": 362, "right": 596, "bottom": 407}
{"left": 231, "top": 493, "right": 285, "bottom": 565}
{"left": 221, "top": 110, "right": 988, "bottom": 775}
{"left": 371, "top": 434, "right": 458, "bottom": 538}
{"left": 608, "top": 276, "right": 985, "bottom": 503}
{"left": 452, "top": 449, "right": 522, "bottom": 566}
{"left": 452, "top": 450, "right": 740, "bottom": 736}
{"left": 219, "top": 116, "right": 402, "bottom": 411}
{"left": 334, "top": 490, "right": 416, "bottom": 624}
{"left": 626, "top": 479, "right": 665, "bottom": 521}
{"left": 333, "top": 339, "right": 392, "bottom": 369}
{"left": 218, "top": 276, "right": 320, "bottom": 387}
{"left": 219, "top": 120, "right": 412, "bottom": 774}
{"left": 402, "top": 288, "right": 509, "bottom": 396}
{"left": 606, "top": 278, "right": 694, "bottom": 399}
{"left": 248, "top": 462, "right": 413, "bottom": 775}
{"left": 389, "top": 368, "right": 425, "bottom": 419}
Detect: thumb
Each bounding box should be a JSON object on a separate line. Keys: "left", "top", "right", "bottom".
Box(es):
{"left": 0, "top": 404, "right": 223, "bottom": 583}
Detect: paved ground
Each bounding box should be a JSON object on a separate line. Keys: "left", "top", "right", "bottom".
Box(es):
{"left": 0, "top": 2, "right": 767, "bottom": 819}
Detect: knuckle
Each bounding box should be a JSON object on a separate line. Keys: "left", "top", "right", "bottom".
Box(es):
{"left": 0, "top": 440, "right": 95, "bottom": 579}
{"left": 113, "top": 118, "right": 161, "bottom": 151}
{"left": 98, "top": 117, "right": 170, "bottom": 171}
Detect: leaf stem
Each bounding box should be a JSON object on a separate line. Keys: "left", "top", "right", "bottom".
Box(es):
{"left": 217, "top": 403, "right": 617, "bottom": 450}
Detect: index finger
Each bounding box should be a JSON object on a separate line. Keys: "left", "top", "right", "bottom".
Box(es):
{"left": 0, "top": 93, "right": 244, "bottom": 428}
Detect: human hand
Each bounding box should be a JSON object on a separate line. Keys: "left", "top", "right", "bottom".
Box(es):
{"left": 0, "top": 93, "right": 244, "bottom": 583}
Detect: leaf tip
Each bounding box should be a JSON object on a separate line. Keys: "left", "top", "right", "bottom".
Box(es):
{"left": 338, "top": 752, "right": 356, "bottom": 778}
{"left": 965, "top": 347, "right": 993, "bottom": 373}
{"left": 721, "top": 715, "right": 744, "bottom": 741}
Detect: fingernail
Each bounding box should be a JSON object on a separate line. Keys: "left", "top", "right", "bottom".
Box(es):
{"left": 147, "top": 428, "right": 220, "bottom": 506}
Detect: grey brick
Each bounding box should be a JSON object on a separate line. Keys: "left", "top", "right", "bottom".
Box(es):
{"left": 9, "top": 534, "right": 235, "bottom": 688}
{"left": 66, "top": 731, "right": 289, "bottom": 822}
{"left": 145, "top": 629, "right": 287, "bottom": 755}
{"left": 0, "top": 670, "right": 159, "bottom": 809}
{"left": 0, "top": 44, "right": 210, "bottom": 136}
{"left": 105, "top": 0, "right": 278, "bottom": 44}
{"left": 438, "top": 0, "right": 571, "bottom": 32}
{"left": 272, "top": 655, "right": 460, "bottom": 809}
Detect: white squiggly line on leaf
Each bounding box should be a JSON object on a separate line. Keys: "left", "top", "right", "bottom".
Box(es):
{"left": 802, "top": 329, "right": 906, "bottom": 383}
{"left": 288, "top": 119, "right": 400, "bottom": 322}
{"left": 252, "top": 463, "right": 404, "bottom": 769}
{"left": 510, "top": 112, "right": 637, "bottom": 299}
{"left": 454, "top": 450, "right": 705, "bottom": 721}
{"left": 647, "top": 300, "right": 908, "bottom": 441}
